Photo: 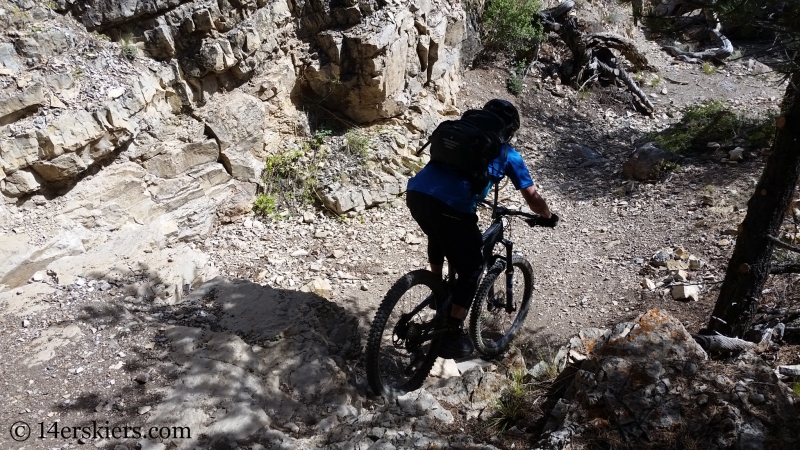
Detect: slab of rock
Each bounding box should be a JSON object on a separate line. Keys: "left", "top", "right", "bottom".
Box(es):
{"left": 672, "top": 284, "right": 700, "bottom": 301}
{"left": 0, "top": 84, "right": 45, "bottom": 125}
{"left": 143, "top": 140, "right": 220, "bottom": 179}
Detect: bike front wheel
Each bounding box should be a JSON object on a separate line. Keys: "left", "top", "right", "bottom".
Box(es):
{"left": 366, "top": 270, "right": 446, "bottom": 397}
{"left": 469, "top": 255, "right": 534, "bottom": 357}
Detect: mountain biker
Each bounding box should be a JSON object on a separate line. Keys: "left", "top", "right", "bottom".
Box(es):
{"left": 405, "top": 99, "right": 558, "bottom": 359}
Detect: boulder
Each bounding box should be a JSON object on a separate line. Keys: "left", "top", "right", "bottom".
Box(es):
{"left": 0, "top": 84, "right": 46, "bottom": 125}
{"left": 31, "top": 153, "right": 88, "bottom": 182}
{"left": 204, "top": 92, "right": 268, "bottom": 182}
{"left": 538, "top": 310, "right": 800, "bottom": 449}
{"left": 0, "top": 133, "right": 39, "bottom": 174}
{"left": 0, "top": 169, "right": 41, "bottom": 196}
{"left": 622, "top": 142, "right": 681, "bottom": 181}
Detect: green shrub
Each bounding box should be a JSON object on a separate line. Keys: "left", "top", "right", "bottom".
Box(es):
{"left": 505, "top": 59, "right": 527, "bottom": 96}
{"left": 253, "top": 193, "right": 277, "bottom": 217}
{"left": 121, "top": 33, "right": 138, "bottom": 60}
{"left": 486, "top": 369, "right": 527, "bottom": 432}
{"left": 482, "top": 0, "right": 543, "bottom": 53}
{"left": 702, "top": 61, "right": 716, "bottom": 75}
{"left": 345, "top": 130, "right": 369, "bottom": 158}
{"left": 309, "top": 128, "right": 332, "bottom": 151}
{"left": 651, "top": 101, "right": 776, "bottom": 153}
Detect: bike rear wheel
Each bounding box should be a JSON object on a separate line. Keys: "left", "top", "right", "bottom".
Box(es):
{"left": 366, "top": 270, "right": 446, "bottom": 397}
{"left": 469, "top": 255, "right": 534, "bottom": 357}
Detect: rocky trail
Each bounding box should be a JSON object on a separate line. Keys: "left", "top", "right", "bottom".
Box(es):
{"left": 2, "top": 0, "right": 800, "bottom": 449}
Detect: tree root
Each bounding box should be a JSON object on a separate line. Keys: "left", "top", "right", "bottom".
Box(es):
{"left": 692, "top": 334, "right": 754, "bottom": 354}
{"left": 539, "top": 0, "right": 654, "bottom": 114}
{"left": 593, "top": 58, "right": 655, "bottom": 112}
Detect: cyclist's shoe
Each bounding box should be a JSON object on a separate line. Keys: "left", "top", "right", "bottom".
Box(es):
{"left": 438, "top": 320, "right": 474, "bottom": 359}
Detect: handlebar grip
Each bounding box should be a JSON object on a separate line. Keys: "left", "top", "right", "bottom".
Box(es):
{"left": 526, "top": 213, "right": 559, "bottom": 228}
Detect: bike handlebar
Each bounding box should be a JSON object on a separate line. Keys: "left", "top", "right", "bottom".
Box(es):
{"left": 479, "top": 200, "right": 559, "bottom": 228}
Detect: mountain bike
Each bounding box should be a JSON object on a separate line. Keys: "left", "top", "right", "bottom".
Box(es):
{"left": 365, "top": 195, "right": 551, "bottom": 397}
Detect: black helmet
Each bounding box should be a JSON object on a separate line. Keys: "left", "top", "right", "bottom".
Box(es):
{"left": 483, "top": 99, "right": 520, "bottom": 140}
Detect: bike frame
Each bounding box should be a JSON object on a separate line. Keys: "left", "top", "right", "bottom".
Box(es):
{"left": 401, "top": 185, "right": 537, "bottom": 348}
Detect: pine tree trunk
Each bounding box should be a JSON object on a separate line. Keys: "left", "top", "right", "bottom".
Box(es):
{"left": 704, "top": 70, "right": 800, "bottom": 338}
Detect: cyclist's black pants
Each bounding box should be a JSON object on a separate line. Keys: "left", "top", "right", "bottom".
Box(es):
{"left": 406, "top": 191, "right": 483, "bottom": 311}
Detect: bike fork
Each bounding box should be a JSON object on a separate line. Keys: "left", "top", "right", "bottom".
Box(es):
{"left": 501, "top": 238, "right": 516, "bottom": 313}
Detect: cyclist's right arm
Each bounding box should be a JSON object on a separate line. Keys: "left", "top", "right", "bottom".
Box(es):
{"left": 520, "top": 185, "right": 552, "bottom": 219}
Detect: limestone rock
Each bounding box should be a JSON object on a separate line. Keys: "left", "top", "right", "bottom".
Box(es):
{"left": 0, "top": 133, "right": 39, "bottom": 174}
{"left": 32, "top": 153, "right": 88, "bottom": 182}
{"left": 143, "top": 140, "right": 220, "bottom": 179}
{"left": 671, "top": 284, "right": 700, "bottom": 301}
{"left": 0, "top": 84, "right": 46, "bottom": 125}
{"left": 301, "top": 278, "right": 333, "bottom": 298}
{"left": 0, "top": 169, "right": 41, "bottom": 196}
{"left": 622, "top": 142, "right": 681, "bottom": 181}
{"left": 206, "top": 92, "right": 266, "bottom": 183}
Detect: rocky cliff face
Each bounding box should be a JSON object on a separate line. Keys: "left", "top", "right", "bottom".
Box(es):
{"left": 0, "top": 0, "right": 471, "bottom": 288}
{"left": 49, "top": 0, "right": 466, "bottom": 123}
{"left": 0, "top": 0, "right": 469, "bottom": 210}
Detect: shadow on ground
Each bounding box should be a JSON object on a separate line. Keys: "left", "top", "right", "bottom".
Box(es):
{"left": 60, "top": 272, "right": 364, "bottom": 449}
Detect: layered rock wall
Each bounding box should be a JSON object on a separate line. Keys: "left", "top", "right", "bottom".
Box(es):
{"left": 1, "top": 0, "right": 470, "bottom": 201}
{"left": 53, "top": 0, "right": 465, "bottom": 123}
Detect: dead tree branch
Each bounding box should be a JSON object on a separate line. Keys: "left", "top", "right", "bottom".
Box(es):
{"left": 770, "top": 263, "right": 800, "bottom": 274}
{"left": 767, "top": 235, "right": 800, "bottom": 253}
{"left": 585, "top": 33, "right": 655, "bottom": 71}
{"left": 594, "top": 58, "right": 655, "bottom": 111}
{"left": 539, "top": 0, "right": 655, "bottom": 114}
{"left": 663, "top": 29, "right": 734, "bottom": 62}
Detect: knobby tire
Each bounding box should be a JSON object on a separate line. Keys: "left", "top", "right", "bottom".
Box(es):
{"left": 469, "top": 255, "right": 534, "bottom": 357}
{"left": 366, "top": 270, "right": 445, "bottom": 397}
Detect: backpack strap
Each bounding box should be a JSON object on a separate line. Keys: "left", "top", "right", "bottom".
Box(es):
{"left": 415, "top": 140, "right": 431, "bottom": 157}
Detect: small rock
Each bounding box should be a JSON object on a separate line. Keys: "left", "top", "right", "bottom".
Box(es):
{"left": 707, "top": 142, "right": 721, "bottom": 149}
{"left": 134, "top": 372, "right": 150, "bottom": 384}
{"left": 717, "top": 239, "right": 731, "bottom": 247}
{"left": 331, "top": 249, "right": 345, "bottom": 258}
{"left": 650, "top": 248, "right": 673, "bottom": 267}
{"left": 672, "top": 284, "right": 700, "bottom": 301}
{"left": 22, "top": 319, "right": 30, "bottom": 328}
{"left": 137, "top": 405, "right": 151, "bottom": 415}
{"left": 729, "top": 147, "right": 744, "bottom": 161}
{"left": 688, "top": 255, "right": 701, "bottom": 270}
{"left": 107, "top": 87, "right": 126, "bottom": 99}
{"left": 314, "top": 230, "right": 328, "bottom": 239}
{"left": 301, "top": 278, "right": 333, "bottom": 298}
{"left": 673, "top": 270, "right": 689, "bottom": 282}
{"left": 404, "top": 233, "right": 422, "bottom": 245}
{"left": 302, "top": 212, "right": 315, "bottom": 223}
{"left": 360, "top": 283, "right": 369, "bottom": 291}
{"left": 660, "top": 88, "right": 668, "bottom": 95}
{"left": 283, "top": 422, "right": 300, "bottom": 433}
{"left": 674, "top": 248, "right": 690, "bottom": 260}
{"left": 316, "top": 416, "right": 339, "bottom": 433}
{"left": 291, "top": 249, "right": 309, "bottom": 257}
{"left": 32, "top": 271, "right": 45, "bottom": 282}
{"left": 665, "top": 260, "right": 689, "bottom": 271}
{"left": 255, "top": 270, "right": 267, "bottom": 282}
{"left": 778, "top": 365, "right": 800, "bottom": 376}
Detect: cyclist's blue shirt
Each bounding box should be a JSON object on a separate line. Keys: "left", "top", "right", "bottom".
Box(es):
{"left": 407, "top": 144, "right": 534, "bottom": 213}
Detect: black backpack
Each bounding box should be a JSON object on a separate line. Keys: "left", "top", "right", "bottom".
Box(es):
{"left": 416, "top": 109, "right": 507, "bottom": 192}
